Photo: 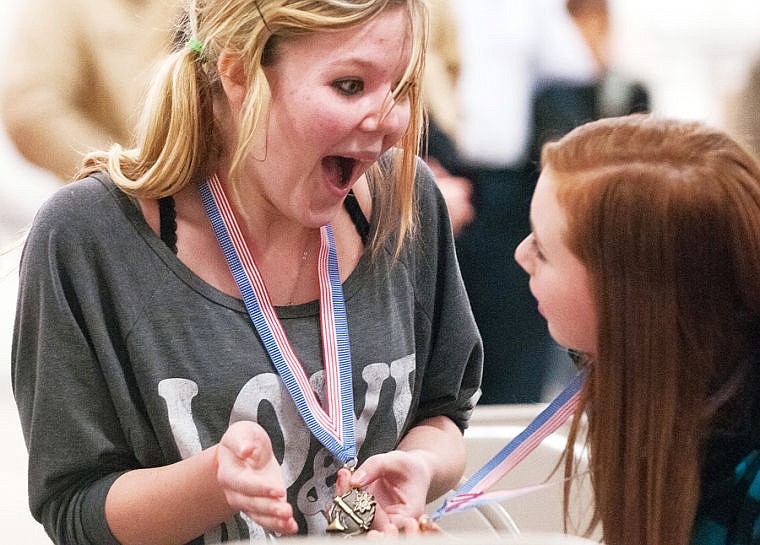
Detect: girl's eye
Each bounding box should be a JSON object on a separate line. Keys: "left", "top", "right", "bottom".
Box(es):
{"left": 530, "top": 234, "right": 546, "bottom": 261}
{"left": 333, "top": 79, "right": 364, "bottom": 96}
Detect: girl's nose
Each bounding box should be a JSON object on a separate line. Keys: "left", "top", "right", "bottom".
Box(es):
{"left": 360, "top": 89, "right": 409, "bottom": 136}
{"left": 514, "top": 235, "right": 532, "bottom": 274}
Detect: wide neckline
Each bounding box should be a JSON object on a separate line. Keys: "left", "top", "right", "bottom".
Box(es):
{"left": 96, "top": 173, "right": 374, "bottom": 318}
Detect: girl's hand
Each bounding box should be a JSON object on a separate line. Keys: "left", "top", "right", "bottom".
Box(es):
{"left": 336, "top": 450, "right": 432, "bottom": 535}
{"left": 215, "top": 421, "right": 298, "bottom": 535}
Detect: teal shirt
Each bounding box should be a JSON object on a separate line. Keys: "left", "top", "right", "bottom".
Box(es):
{"left": 692, "top": 449, "right": 760, "bottom": 544}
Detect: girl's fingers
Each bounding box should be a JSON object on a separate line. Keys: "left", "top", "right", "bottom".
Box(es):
{"left": 226, "top": 494, "right": 298, "bottom": 534}
{"left": 243, "top": 511, "right": 299, "bottom": 535}
{"left": 218, "top": 475, "right": 286, "bottom": 500}
{"left": 389, "top": 514, "right": 421, "bottom": 534}
{"left": 215, "top": 464, "right": 287, "bottom": 499}
{"left": 335, "top": 467, "right": 352, "bottom": 495}
{"left": 216, "top": 422, "right": 298, "bottom": 534}
{"left": 225, "top": 492, "right": 291, "bottom": 517}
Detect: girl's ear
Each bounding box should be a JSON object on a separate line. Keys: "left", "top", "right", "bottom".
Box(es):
{"left": 217, "top": 48, "right": 247, "bottom": 111}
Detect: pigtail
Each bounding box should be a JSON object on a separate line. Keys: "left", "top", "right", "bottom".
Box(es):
{"left": 79, "top": 5, "right": 217, "bottom": 197}
{"left": 77, "top": 0, "right": 430, "bottom": 258}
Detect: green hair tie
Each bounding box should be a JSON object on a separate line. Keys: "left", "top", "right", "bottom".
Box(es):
{"left": 186, "top": 37, "right": 204, "bottom": 55}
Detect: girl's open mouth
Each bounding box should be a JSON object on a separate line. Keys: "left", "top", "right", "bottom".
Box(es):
{"left": 323, "top": 156, "right": 358, "bottom": 189}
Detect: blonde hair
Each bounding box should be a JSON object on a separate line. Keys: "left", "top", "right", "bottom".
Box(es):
{"left": 543, "top": 114, "right": 760, "bottom": 545}
{"left": 79, "top": 0, "right": 428, "bottom": 255}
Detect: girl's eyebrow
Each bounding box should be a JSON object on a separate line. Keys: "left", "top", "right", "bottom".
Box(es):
{"left": 528, "top": 218, "right": 539, "bottom": 244}
{"left": 529, "top": 219, "right": 547, "bottom": 254}
{"left": 330, "top": 56, "right": 377, "bottom": 71}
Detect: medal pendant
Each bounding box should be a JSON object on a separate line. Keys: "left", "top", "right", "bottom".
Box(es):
{"left": 325, "top": 488, "right": 376, "bottom": 536}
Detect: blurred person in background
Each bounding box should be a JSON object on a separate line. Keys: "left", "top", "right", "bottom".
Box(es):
{"left": 451, "top": 0, "right": 599, "bottom": 404}
{"left": 420, "top": 0, "right": 474, "bottom": 237}
{"left": 0, "top": 0, "right": 178, "bottom": 182}
{"left": 529, "top": 0, "right": 650, "bottom": 160}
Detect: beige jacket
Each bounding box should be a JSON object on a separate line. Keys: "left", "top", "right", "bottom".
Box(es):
{"left": 1, "top": 0, "right": 177, "bottom": 180}
{"left": 423, "top": 0, "right": 462, "bottom": 141}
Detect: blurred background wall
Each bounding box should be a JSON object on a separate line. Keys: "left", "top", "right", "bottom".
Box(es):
{"left": 612, "top": 0, "right": 760, "bottom": 124}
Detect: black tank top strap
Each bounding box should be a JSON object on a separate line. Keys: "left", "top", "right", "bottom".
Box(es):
{"left": 343, "top": 190, "right": 370, "bottom": 246}
{"left": 158, "top": 191, "right": 368, "bottom": 254}
{"left": 158, "top": 196, "right": 178, "bottom": 254}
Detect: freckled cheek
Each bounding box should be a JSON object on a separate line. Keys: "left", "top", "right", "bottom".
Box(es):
{"left": 297, "top": 112, "right": 351, "bottom": 143}
{"left": 290, "top": 93, "right": 352, "bottom": 140}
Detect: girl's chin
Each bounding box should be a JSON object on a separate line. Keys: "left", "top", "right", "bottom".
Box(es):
{"left": 546, "top": 323, "right": 568, "bottom": 349}
{"left": 302, "top": 200, "right": 346, "bottom": 228}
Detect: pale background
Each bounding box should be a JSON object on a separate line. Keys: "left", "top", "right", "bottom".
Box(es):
{"left": 3, "top": 0, "right": 760, "bottom": 542}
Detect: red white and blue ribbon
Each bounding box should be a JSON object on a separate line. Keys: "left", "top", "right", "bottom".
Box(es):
{"left": 200, "top": 175, "right": 356, "bottom": 464}
{"left": 431, "top": 372, "right": 585, "bottom": 520}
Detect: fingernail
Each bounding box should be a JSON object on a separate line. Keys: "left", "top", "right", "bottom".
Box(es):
{"left": 352, "top": 469, "right": 367, "bottom": 484}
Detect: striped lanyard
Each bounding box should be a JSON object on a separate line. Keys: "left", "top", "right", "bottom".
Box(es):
{"left": 200, "top": 175, "right": 356, "bottom": 464}
{"left": 432, "top": 372, "right": 585, "bottom": 520}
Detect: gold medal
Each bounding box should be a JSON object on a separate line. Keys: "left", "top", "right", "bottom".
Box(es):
{"left": 325, "top": 488, "right": 376, "bottom": 536}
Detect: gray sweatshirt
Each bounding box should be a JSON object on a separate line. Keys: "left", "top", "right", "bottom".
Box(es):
{"left": 12, "top": 162, "right": 482, "bottom": 544}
